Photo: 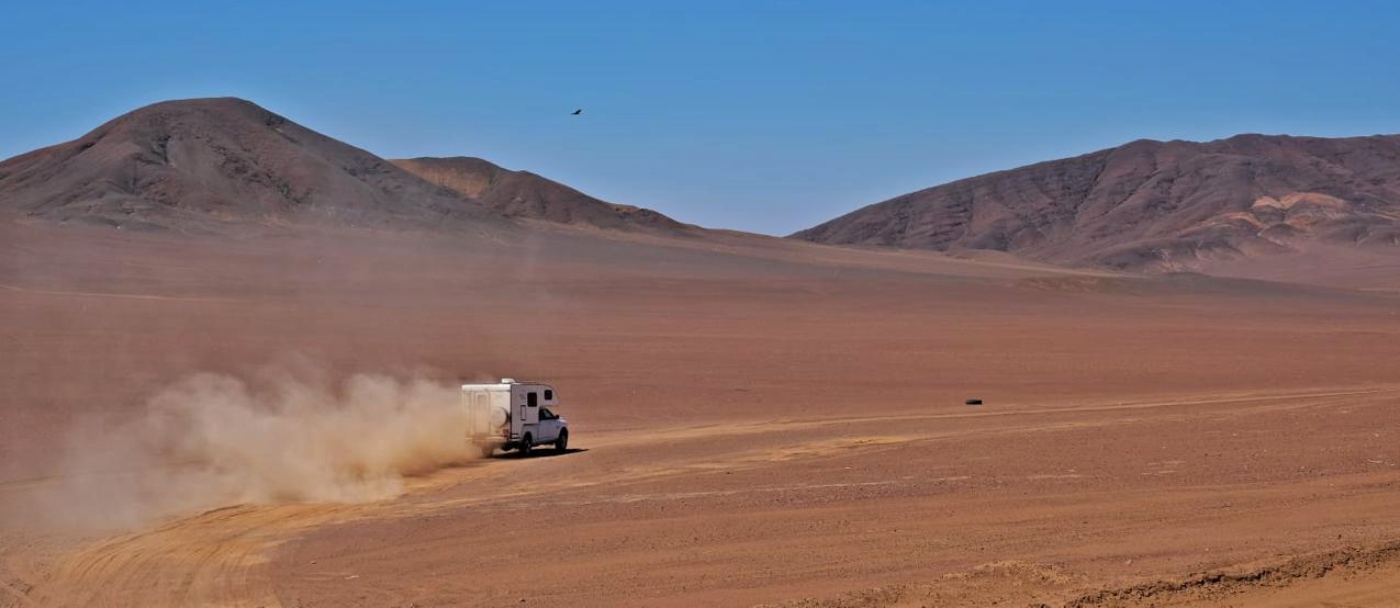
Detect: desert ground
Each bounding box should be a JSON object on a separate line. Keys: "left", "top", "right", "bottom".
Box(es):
{"left": 2, "top": 220, "right": 1400, "bottom": 607}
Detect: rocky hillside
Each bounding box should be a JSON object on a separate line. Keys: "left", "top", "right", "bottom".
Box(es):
{"left": 793, "top": 135, "right": 1400, "bottom": 269}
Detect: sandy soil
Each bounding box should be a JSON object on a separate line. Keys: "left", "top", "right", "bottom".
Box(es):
{"left": 2, "top": 221, "right": 1399, "bottom": 607}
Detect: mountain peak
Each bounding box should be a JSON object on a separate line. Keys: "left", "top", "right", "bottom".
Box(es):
{"left": 0, "top": 99, "right": 493, "bottom": 231}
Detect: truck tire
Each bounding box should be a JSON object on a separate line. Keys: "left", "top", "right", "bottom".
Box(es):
{"left": 519, "top": 434, "right": 533, "bottom": 456}
{"left": 555, "top": 429, "right": 569, "bottom": 453}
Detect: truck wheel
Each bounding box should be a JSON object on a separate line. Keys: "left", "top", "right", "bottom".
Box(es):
{"left": 555, "top": 429, "right": 569, "bottom": 453}
{"left": 479, "top": 444, "right": 494, "bottom": 459}
{"left": 519, "top": 434, "right": 533, "bottom": 456}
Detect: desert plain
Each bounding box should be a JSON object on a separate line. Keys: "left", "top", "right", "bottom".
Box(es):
{"left": 2, "top": 213, "right": 1400, "bottom": 608}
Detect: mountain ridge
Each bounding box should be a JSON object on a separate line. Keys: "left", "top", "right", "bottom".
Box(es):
{"left": 0, "top": 97, "right": 686, "bottom": 235}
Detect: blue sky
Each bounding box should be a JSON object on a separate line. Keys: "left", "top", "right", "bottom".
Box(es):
{"left": 2, "top": 0, "right": 1398, "bottom": 234}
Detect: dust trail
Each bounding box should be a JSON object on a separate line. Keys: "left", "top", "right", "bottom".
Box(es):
{"left": 25, "top": 367, "right": 476, "bottom": 531}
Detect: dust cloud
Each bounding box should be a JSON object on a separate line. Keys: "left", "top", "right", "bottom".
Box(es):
{"left": 29, "top": 367, "right": 476, "bottom": 531}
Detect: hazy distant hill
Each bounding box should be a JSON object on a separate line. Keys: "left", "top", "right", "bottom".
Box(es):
{"left": 392, "top": 157, "right": 688, "bottom": 233}
{"left": 793, "top": 134, "right": 1400, "bottom": 269}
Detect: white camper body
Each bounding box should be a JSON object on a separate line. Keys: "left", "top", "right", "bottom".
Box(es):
{"left": 462, "top": 378, "right": 568, "bottom": 457}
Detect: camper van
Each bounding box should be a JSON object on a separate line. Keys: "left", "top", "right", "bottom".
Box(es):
{"left": 462, "top": 378, "right": 568, "bottom": 458}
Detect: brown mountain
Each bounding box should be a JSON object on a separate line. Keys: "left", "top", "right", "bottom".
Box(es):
{"left": 391, "top": 157, "right": 689, "bottom": 233}
{"left": 0, "top": 98, "right": 501, "bottom": 232}
{"left": 792, "top": 135, "right": 1400, "bottom": 269}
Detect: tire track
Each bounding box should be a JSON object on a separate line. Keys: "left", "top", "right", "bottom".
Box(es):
{"left": 0, "top": 283, "right": 236, "bottom": 304}
{"left": 26, "top": 506, "right": 339, "bottom": 608}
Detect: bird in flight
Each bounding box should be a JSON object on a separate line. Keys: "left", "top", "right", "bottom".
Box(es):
{"left": 571, "top": 109, "right": 583, "bottom": 115}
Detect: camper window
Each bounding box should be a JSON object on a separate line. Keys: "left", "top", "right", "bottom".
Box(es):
{"left": 544, "top": 389, "right": 554, "bottom": 400}
{"left": 528, "top": 392, "right": 538, "bottom": 408}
